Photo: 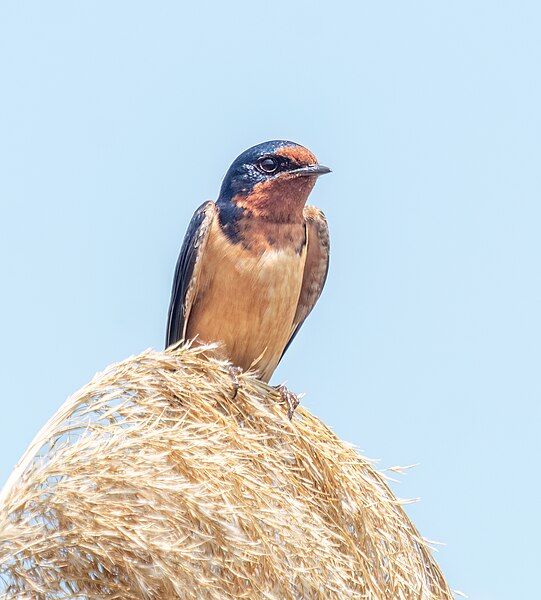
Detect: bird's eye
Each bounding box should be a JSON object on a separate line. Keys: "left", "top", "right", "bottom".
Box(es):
{"left": 257, "top": 156, "right": 279, "bottom": 174}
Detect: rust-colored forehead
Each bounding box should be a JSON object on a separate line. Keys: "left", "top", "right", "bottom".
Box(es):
{"left": 276, "top": 145, "right": 318, "bottom": 165}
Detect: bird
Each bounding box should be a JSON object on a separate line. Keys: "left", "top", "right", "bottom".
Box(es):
{"left": 165, "top": 140, "right": 330, "bottom": 417}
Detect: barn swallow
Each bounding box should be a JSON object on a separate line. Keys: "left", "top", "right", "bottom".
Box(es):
{"left": 166, "top": 140, "right": 330, "bottom": 417}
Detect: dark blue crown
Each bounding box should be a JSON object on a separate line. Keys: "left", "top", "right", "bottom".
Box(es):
{"left": 217, "top": 140, "right": 301, "bottom": 204}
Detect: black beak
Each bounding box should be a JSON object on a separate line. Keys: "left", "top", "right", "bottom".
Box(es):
{"left": 290, "top": 164, "right": 332, "bottom": 177}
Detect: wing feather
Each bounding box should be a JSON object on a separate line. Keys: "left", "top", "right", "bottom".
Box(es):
{"left": 165, "top": 201, "right": 217, "bottom": 348}
{"left": 281, "top": 205, "right": 330, "bottom": 359}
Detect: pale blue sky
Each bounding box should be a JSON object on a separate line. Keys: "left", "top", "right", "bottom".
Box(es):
{"left": 1, "top": 2, "right": 540, "bottom": 598}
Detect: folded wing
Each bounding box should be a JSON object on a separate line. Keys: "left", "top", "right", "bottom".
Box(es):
{"left": 165, "top": 201, "right": 217, "bottom": 347}
{"left": 281, "top": 205, "right": 330, "bottom": 360}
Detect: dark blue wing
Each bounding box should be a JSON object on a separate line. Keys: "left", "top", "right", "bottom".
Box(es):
{"left": 165, "top": 201, "right": 217, "bottom": 348}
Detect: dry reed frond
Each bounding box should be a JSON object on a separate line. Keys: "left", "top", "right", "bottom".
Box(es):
{"left": 0, "top": 344, "right": 452, "bottom": 599}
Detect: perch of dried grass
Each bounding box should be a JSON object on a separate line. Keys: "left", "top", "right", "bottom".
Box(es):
{"left": 0, "top": 344, "right": 452, "bottom": 599}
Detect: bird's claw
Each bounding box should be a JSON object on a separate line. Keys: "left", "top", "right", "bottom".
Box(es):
{"left": 276, "top": 384, "right": 300, "bottom": 420}
{"left": 228, "top": 366, "right": 243, "bottom": 399}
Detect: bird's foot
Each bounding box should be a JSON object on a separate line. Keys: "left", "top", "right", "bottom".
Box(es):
{"left": 275, "top": 384, "right": 300, "bottom": 420}
{"left": 228, "top": 366, "right": 243, "bottom": 399}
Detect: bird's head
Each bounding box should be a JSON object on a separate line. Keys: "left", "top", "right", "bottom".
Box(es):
{"left": 217, "top": 140, "right": 330, "bottom": 221}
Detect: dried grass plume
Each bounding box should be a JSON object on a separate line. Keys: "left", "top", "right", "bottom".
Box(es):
{"left": 0, "top": 344, "right": 452, "bottom": 599}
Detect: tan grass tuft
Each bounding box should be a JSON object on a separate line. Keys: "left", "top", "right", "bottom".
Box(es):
{"left": 0, "top": 344, "right": 452, "bottom": 599}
